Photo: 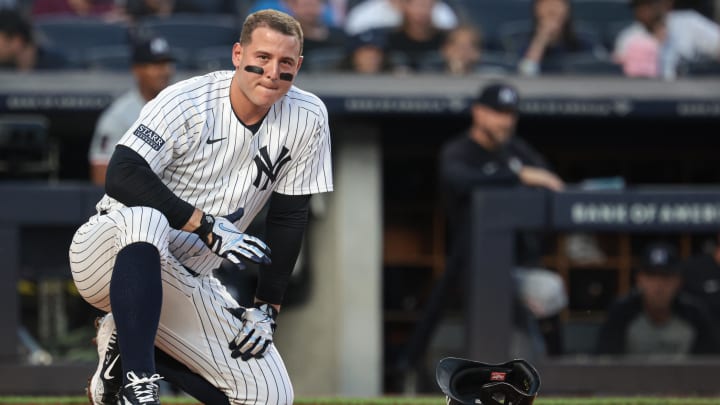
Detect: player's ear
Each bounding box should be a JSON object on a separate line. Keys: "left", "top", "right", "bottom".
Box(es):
{"left": 232, "top": 42, "right": 243, "bottom": 69}
{"left": 295, "top": 55, "right": 303, "bottom": 73}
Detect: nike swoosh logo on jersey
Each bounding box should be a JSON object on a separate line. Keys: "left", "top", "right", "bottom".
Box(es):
{"left": 103, "top": 355, "right": 119, "bottom": 380}
{"left": 206, "top": 137, "right": 227, "bottom": 144}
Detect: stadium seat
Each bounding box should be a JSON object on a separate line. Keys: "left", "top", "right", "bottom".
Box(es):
{"left": 572, "top": 0, "right": 634, "bottom": 49}
{"left": 679, "top": 59, "right": 720, "bottom": 76}
{"left": 136, "top": 13, "right": 240, "bottom": 62}
{"left": 301, "top": 47, "right": 347, "bottom": 72}
{"left": 193, "top": 46, "right": 234, "bottom": 72}
{"left": 497, "top": 19, "right": 604, "bottom": 54}
{"left": 34, "top": 17, "right": 130, "bottom": 68}
{"left": 561, "top": 53, "right": 623, "bottom": 75}
{"left": 84, "top": 46, "right": 132, "bottom": 71}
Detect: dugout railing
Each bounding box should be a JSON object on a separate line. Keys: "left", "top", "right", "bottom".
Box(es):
{"left": 468, "top": 187, "right": 720, "bottom": 395}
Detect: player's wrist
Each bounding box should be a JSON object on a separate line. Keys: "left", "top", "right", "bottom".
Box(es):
{"left": 194, "top": 212, "right": 215, "bottom": 246}
{"left": 254, "top": 302, "right": 279, "bottom": 321}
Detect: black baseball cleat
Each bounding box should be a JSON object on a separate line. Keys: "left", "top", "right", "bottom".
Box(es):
{"left": 87, "top": 314, "right": 122, "bottom": 404}
{"left": 116, "top": 371, "right": 163, "bottom": 405}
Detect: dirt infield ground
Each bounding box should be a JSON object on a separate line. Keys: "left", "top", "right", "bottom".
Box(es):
{"left": 2, "top": 397, "right": 720, "bottom": 405}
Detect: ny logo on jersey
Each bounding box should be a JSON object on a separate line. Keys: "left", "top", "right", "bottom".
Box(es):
{"left": 253, "top": 146, "right": 292, "bottom": 190}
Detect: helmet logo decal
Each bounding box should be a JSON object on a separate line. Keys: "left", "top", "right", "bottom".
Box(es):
{"left": 490, "top": 372, "right": 507, "bottom": 381}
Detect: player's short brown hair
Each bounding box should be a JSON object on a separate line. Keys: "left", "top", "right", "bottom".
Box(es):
{"left": 239, "top": 9, "right": 304, "bottom": 55}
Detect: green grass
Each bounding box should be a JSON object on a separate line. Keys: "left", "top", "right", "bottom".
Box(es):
{"left": 1, "top": 397, "right": 720, "bottom": 405}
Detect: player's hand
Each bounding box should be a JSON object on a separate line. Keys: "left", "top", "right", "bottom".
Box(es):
{"left": 227, "top": 303, "right": 277, "bottom": 361}
{"left": 196, "top": 208, "right": 271, "bottom": 268}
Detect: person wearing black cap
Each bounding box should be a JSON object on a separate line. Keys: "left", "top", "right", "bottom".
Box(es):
{"left": 595, "top": 242, "right": 720, "bottom": 355}
{"left": 430, "top": 82, "right": 567, "bottom": 359}
{"left": 88, "top": 36, "right": 175, "bottom": 185}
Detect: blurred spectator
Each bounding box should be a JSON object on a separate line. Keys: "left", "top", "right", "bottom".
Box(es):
{"left": 596, "top": 242, "right": 720, "bottom": 356}
{"left": 422, "top": 24, "right": 511, "bottom": 74}
{"left": 681, "top": 235, "right": 720, "bottom": 322}
{"left": 31, "top": 0, "right": 117, "bottom": 18}
{"left": 614, "top": 0, "right": 720, "bottom": 79}
{"left": 173, "top": 0, "right": 238, "bottom": 14}
{"left": 250, "top": 0, "right": 341, "bottom": 26}
{"left": 88, "top": 36, "right": 174, "bottom": 185}
{"left": 384, "top": 0, "right": 448, "bottom": 72}
{"left": 344, "top": 0, "right": 457, "bottom": 35}
{"left": 517, "top": 0, "right": 606, "bottom": 76}
{"left": 337, "top": 28, "right": 393, "bottom": 73}
{"left": 119, "top": 0, "right": 174, "bottom": 21}
{"left": 673, "top": 0, "right": 714, "bottom": 19}
{"left": 439, "top": 82, "right": 567, "bottom": 356}
{"left": 0, "top": 9, "right": 69, "bottom": 71}
{"left": 286, "top": 0, "right": 347, "bottom": 54}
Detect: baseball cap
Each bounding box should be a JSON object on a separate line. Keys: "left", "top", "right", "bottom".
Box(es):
{"left": 640, "top": 242, "right": 681, "bottom": 275}
{"left": 473, "top": 82, "right": 520, "bottom": 113}
{"left": 132, "top": 36, "right": 175, "bottom": 65}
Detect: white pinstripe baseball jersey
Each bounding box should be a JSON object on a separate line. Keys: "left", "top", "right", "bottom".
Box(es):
{"left": 94, "top": 70, "right": 333, "bottom": 274}
{"left": 70, "top": 69, "right": 332, "bottom": 404}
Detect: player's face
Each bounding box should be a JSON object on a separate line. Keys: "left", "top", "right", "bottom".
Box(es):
{"left": 633, "top": 0, "right": 667, "bottom": 30}
{"left": 133, "top": 61, "right": 174, "bottom": 101}
{"left": 352, "top": 45, "right": 384, "bottom": 74}
{"left": 535, "top": 0, "right": 569, "bottom": 25}
{"left": 472, "top": 105, "right": 517, "bottom": 146}
{"left": 232, "top": 26, "right": 303, "bottom": 110}
{"left": 636, "top": 272, "right": 681, "bottom": 312}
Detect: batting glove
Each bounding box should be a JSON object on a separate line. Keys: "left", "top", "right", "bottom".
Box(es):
{"left": 227, "top": 303, "right": 277, "bottom": 361}
{"left": 195, "top": 208, "right": 271, "bottom": 268}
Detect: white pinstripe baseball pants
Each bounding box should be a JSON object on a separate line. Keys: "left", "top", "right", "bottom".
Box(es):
{"left": 69, "top": 206, "right": 294, "bottom": 405}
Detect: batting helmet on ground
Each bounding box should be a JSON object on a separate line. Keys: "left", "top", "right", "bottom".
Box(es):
{"left": 436, "top": 357, "right": 541, "bottom": 405}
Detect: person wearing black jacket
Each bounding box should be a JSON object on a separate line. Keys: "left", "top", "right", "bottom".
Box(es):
{"left": 441, "top": 82, "right": 566, "bottom": 356}
{"left": 596, "top": 242, "right": 720, "bottom": 356}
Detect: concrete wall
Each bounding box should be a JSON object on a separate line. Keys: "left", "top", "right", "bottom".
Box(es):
{"left": 274, "top": 123, "right": 383, "bottom": 396}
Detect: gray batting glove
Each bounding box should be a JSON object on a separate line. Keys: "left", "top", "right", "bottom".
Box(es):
{"left": 227, "top": 304, "right": 277, "bottom": 361}
{"left": 196, "top": 208, "right": 272, "bottom": 268}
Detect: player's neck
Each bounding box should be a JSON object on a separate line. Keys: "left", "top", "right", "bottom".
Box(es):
{"left": 470, "top": 126, "right": 496, "bottom": 150}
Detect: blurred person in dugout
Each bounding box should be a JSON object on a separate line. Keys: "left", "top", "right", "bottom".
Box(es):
{"left": 614, "top": 0, "right": 720, "bottom": 79}
{"left": 439, "top": 81, "right": 568, "bottom": 356}
{"left": 0, "top": 9, "right": 69, "bottom": 70}
{"left": 595, "top": 242, "right": 720, "bottom": 356}
{"left": 680, "top": 234, "right": 720, "bottom": 323}
{"left": 517, "top": 0, "right": 607, "bottom": 76}
{"left": 88, "top": 36, "right": 175, "bottom": 185}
